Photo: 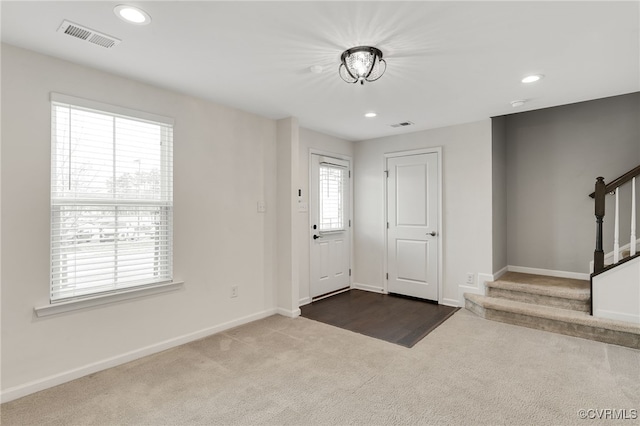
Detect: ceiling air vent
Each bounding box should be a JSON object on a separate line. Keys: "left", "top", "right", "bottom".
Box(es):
{"left": 390, "top": 121, "right": 414, "bottom": 128}
{"left": 57, "top": 20, "right": 121, "bottom": 49}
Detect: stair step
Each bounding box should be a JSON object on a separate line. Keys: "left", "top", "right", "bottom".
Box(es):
{"left": 490, "top": 272, "right": 589, "bottom": 299}
{"left": 464, "top": 293, "right": 640, "bottom": 350}
{"left": 486, "top": 272, "right": 590, "bottom": 312}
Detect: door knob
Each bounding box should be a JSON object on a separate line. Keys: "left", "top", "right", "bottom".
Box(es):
{"left": 427, "top": 231, "right": 437, "bottom": 237}
{"left": 313, "top": 234, "right": 322, "bottom": 240}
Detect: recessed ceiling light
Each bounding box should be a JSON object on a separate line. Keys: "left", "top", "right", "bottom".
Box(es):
{"left": 521, "top": 74, "right": 544, "bottom": 84}
{"left": 114, "top": 5, "right": 151, "bottom": 25}
{"left": 364, "top": 112, "right": 377, "bottom": 118}
{"left": 511, "top": 100, "right": 526, "bottom": 108}
{"left": 309, "top": 65, "right": 323, "bottom": 74}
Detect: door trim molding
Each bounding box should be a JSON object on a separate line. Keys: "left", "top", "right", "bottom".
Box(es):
{"left": 308, "top": 149, "right": 354, "bottom": 299}
{"left": 383, "top": 147, "right": 443, "bottom": 304}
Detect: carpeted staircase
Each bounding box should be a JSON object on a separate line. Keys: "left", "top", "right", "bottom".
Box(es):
{"left": 464, "top": 272, "right": 640, "bottom": 349}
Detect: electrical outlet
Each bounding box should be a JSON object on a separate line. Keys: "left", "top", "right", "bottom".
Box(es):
{"left": 466, "top": 273, "right": 474, "bottom": 285}
{"left": 231, "top": 285, "right": 238, "bottom": 298}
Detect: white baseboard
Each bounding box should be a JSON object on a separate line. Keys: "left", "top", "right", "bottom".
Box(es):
{"left": 457, "top": 271, "right": 496, "bottom": 306}
{"left": 310, "top": 288, "right": 351, "bottom": 303}
{"left": 276, "top": 307, "right": 301, "bottom": 318}
{"left": 441, "top": 298, "right": 460, "bottom": 308}
{"left": 298, "top": 297, "right": 311, "bottom": 307}
{"left": 594, "top": 309, "right": 640, "bottom": 324}
{"left": 458, "top": 284, "right": 482, "bottom": 307}
{"left": 352, "top": 282, "right": 385, "bottom": 293}
{"left": 0, "top": 308, "right": 278, "bottom": 403}
{"left": 458, "top": 285, "right": 483, "bottom": 295}
{"left": 507, "top": 265, "right": 589, "bottom": 281}
{"left": 477, "top": 273, "right": 494, "bottom": 288}
{"left": 492, "top": 266, "right": 508, "bottom": 281}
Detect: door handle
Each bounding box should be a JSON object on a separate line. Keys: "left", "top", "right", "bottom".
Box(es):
{"left": 313, "top": 234, "right": 322, "bottom": 240}
{"left": 427, "top": 231, "right": 437, "bottom": 237}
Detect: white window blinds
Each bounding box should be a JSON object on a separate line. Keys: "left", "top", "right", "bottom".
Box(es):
{"left": 319, "top": 163, "right": 346, "bottom": 232}
{"left": 50, "top": 94, "right": 174, "bottom": 302}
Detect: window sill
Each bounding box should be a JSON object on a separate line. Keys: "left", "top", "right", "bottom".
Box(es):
{"left": 34, "top": 281, "right": 184, "bottom": 318}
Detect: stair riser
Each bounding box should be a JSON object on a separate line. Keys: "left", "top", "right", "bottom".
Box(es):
{"left": 465, "top": 298, "right": 486, "bottom": 318}
{"left": 487, "top": 287, "right": 590, "bottom": 313}
{"left": 465, "top": 299, "right": 640, "bottom": 350}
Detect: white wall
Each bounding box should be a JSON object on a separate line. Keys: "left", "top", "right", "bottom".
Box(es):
{"left": 1, "top": 44, "right": 279, "bottom": 399}
{"left": 276, "top": 118, "right": 300, "bottom": 316}
{"left": 593, "top": 256, "right": 640, "bottom": 324}
{"left": 297, "top": 128, "right": 354, "bottom": 304}
{"left": 353, "top": 120, "right": 493, "bottom": 306}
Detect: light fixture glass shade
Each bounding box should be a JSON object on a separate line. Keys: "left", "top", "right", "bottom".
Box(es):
{"left": 339, "top": 46, "right": 386, "bottom": 85}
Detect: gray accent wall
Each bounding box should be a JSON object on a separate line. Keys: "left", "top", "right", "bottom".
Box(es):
{"left": 505, "top": 92, "right": 640, "bottom": 274}
{"left": 492, "top": 116, "right": 508, "bottom": 274}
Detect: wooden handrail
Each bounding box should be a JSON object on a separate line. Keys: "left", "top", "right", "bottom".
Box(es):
{"left": 589, "top": 163, "right": 639, "bottom": 313}
{"left": 589, "top": 164, "right": 640, "bottom": 198}
{"left": 591, "top": 251, "right": 640, "bottom": 278}
{"left": 590, "top": 163, "right": 640, "bottom": 275}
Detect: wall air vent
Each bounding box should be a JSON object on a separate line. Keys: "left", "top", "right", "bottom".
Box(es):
{"left": 390, "top": 121, "right": 414, "bottom": 128}
{"left": 57, "top": 20, "right": 121, "bottom": 49}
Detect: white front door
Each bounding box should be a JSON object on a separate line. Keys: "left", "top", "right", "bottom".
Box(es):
{"left": 387, "top": 152, "right": 439, "bottom": 301}
{"left": 310, "top": 154, "right": 351, "bottom": 298}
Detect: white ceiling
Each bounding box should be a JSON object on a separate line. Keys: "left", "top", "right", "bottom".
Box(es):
{"left": 2, "top": 1, "right": 639, "bottom": 141}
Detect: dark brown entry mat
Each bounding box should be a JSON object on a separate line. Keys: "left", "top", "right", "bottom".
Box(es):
{"left": 301, "top": 289, "right": 459, "bottom": 348}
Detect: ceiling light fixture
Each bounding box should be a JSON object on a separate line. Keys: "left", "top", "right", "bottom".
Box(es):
{"left": 364, "top": 112, "right": 377, "bottom": 118}
{"left": 339, "top": 46, "right": 386, "bottom": 85}
{"left": 114, "top": 5, "right": 151, "bottom": 25}
{"left": 511, "top": 100, "right": 526, "bottom": 108}
{"left": 521, "top": 74, "right": 544, "bottom": 83}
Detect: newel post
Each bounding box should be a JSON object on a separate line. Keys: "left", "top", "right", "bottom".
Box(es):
{"left": 594, "top": 177, "right": 606, "bottom": 273}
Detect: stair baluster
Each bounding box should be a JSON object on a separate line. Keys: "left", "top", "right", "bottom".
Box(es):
{"left": 632, "top": 177, "right": 636, "bottom": 257}
{"left": 593, "top": 177, "right": 606, "bottom": 274}
{"left": 614, "top": 188, "right": 620, "bottom": 263}
{"left": 591, "top": 165, "right": 640, "bottom": 274}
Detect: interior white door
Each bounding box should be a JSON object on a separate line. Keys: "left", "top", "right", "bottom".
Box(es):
{"left": 310, "top": 154, "right": 351, "bottom": 298}
{"left": 387, "top": 152, "right": 439, "bottom": 301}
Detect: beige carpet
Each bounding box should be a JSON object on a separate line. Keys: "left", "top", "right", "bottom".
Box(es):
{"left": 2, "top": 309, "right": 639, "bottom": 425}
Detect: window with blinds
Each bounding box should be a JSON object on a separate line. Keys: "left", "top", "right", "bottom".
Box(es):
{"left": 50, "top": 94, "right": 173, "bottom": 302}
{"left": 319, "top": 164, "right": 346, "bottom": 232}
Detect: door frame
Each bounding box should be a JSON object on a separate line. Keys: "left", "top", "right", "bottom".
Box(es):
{"left": 383, "top": 147, "right": 443, "bottom": 303}
{"left": 308, "top": 149, "right": 354, "bottom": 300}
